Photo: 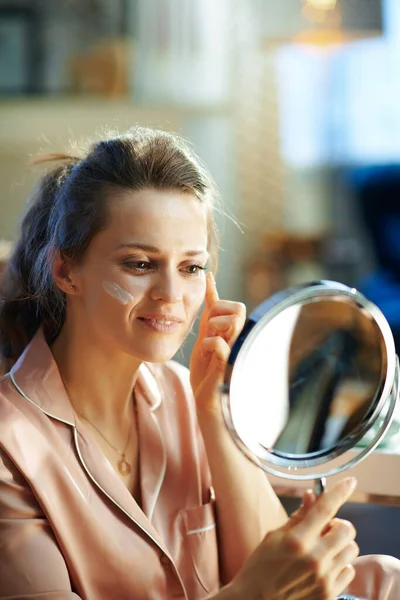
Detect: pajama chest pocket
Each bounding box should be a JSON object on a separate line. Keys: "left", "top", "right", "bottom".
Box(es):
{"left": 180, "top": 501, "right": 220, "bottom": 595}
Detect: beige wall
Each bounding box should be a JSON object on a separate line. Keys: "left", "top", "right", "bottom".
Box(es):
{"left": 0, "top": 98, "right": 183, "bottom": 240}
{"left": 0, "top": 97, "right": 244, "bottom": 300}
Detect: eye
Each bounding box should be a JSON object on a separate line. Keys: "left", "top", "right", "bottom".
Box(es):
{"left": 135, "top": 261, "right": 150, "bottom": 270}
{"left": 182, "top": 264, "right": 206, "bottom": 276}
{"left": 123, "top": 260, "right": 152, "bottom": 272}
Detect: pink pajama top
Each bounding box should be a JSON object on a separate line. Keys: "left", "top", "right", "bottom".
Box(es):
{"left": 0, "top": 330, "right": 219, "bottom": 599}
{"left": 1, "top": 330, "right": 400, "bottom": 600}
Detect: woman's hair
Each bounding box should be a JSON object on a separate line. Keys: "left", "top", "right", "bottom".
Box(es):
{"left": 0, "top": 127, "right": 219, "bottom": 372}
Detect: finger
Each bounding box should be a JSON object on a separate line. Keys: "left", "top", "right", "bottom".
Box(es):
{"left": 331, "top": 564, "right": 356, "bottom": 599}
{"left": 282, "top": 483, "right": 345, "bottom": 533}
{"left": 207, "top": 302, "right": 246, "bottom": 346}
{"left": 207, "top": 300, "right": 246, "bottom": 320}
{"left": 316, "top": 518, "right": 356, "bottom": 561}
{"left": 198, "top": 273, "right": 219, "bottom": 338}
{"left": 200, "top": 336, "right": 231, "bottom": 374}
{"left": 291, "top": 477, "right": 357, "bottom": 542}
{"left": 279, "top": 540, "right": 358, "bottom": 600}
{"left": 290, "top": 490, "right": 315, "bottom": 523}
{"left": 303, "top": 489, "right": 317, "bottom": 512}
{"left": 201, "top": 335, "right": 231, "bottom": 359}
{"left": 206, "top": 271, "right": 219, "bottom": 306}
{"left": 331, "top": 541, "right": 359, "bottom": 578}
{"left": 207, "top": 315, "right": 233, "bottom": 334}
{"left": 206, "top": 314, "right": 243, "bottom": 347}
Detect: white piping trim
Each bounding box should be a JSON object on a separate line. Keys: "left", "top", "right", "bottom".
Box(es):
{"left": 73, "top": 428, "right": 188, "bottom": 599}
{"left": 10, "top": 372, "right": 74, "bottom": 427}
{"left": 9, "top": 370, "right": 188, "bottom": 600}
{"left": 194, "top": 419, "right": 203, "bottom": 507}
{"left": 147, "top": 412, "right": 168, "bottom": 523}
{"left": 144, "top": 365, "right": 167, "bottom": 522}
{"left": 187, "top": 524, "right": 216, "bottom": 535}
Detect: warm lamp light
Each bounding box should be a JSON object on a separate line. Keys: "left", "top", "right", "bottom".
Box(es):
{"left": 305, "top": 0, "right": 337, "bottom": 9}
{"left": 263, "top": 0, "right": 382, "bottom": 48}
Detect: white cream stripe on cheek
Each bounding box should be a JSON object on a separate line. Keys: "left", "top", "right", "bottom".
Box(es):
{"left": 102, "top": 280, "right": 135, "bottom": 305}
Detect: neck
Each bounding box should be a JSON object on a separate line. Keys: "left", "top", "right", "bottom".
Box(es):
{"left": 51, "top": 319, "right": 142, "bottom": 427}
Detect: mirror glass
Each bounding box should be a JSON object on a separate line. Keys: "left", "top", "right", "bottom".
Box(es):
{"left": 228, "top": 295, "right": 387, "bottom": 461}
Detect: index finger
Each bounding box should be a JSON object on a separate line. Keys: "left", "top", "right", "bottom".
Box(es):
{"left": 206, "top": 271, "right": 219, "bottom": 306}
{"left": 292, "top": 477, "right": 357, "bottom": 541}
{"left": 198, "top": 272, "right": 219, "bottom": 337}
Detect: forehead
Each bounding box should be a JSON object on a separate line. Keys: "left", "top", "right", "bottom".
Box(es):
{"left": 104, "top": 188, "right": 208, "bottom": 249}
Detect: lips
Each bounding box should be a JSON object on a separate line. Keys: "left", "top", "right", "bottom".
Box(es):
{"left": 137, "top": 314, "right": 183, "bottom": 324}
{"left": 137, "top": 314, "right": 183, "bottom": 333}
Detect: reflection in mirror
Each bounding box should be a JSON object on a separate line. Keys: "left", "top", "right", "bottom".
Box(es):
{"left": 230, "top": 295, "right": 386, "bottom": 459}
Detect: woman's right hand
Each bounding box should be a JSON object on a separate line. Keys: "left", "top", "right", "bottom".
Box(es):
{"left": 225, "top": 477, "right": 359, "bottom": 600}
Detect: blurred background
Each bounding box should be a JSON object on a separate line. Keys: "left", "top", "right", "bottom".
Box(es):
{"left": 4, "top": 0, "right": 400, "bottom": 560}
{"left": 1, "top": 0, "right": 400, "bottom": 363}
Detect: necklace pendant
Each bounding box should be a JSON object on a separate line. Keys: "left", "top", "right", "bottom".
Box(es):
{"left": 118, "top": 457, "right": 131, "bottom": 477}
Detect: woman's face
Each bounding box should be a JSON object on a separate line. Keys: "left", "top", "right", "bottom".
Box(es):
{"left": 68, "top": 189, "right": 209, "bottom": 363}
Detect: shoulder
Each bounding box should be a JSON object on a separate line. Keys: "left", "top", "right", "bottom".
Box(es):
{"left": 0, "top": 374, "right": 22, "bottom": 425}
{"left": 0, "top": 375, "right": 37, "bottom": 480}
{"left": 0, "top": 373, "right": 61, "bottom": 461}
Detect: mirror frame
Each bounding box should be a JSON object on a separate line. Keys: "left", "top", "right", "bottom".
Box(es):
{"left": 221, "top": 281, "right": 399, "bottom": 481}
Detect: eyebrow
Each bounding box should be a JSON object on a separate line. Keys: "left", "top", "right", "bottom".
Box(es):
{"left": 116, "top": 243, "right": 209, "bottom": 258}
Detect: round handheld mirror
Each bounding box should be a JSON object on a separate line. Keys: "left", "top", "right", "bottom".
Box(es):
{"left": 222, "top": 281, "right": 399, "bottom": 489}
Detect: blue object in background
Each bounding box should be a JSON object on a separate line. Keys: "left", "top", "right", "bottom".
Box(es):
{"left": 351, "top": 165, "right": 400, "bottom": 351}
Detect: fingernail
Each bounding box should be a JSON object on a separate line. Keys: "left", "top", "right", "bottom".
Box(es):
{"left": 342, "top": 477, "right": 357, "bottom": 493}
{"left": 306, "top": 489, "right": 317, "bottom": 502}
{"left": 209, "top": 271, "right": 216, "bottom": 284}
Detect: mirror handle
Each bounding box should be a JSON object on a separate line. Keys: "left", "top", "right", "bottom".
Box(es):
{"left": 315, "top": 477, "right": 327, "bottom": 496}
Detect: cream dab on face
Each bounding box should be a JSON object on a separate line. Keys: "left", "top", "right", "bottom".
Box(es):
{"left": 102, "top": 280, "right": 134, "bottom": 305}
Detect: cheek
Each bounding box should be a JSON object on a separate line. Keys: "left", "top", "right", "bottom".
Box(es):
{"left": 101, "top": 277, "right": 149, "bottom": 306}
{"left": 185, "top": 277, "right": 207, "bottom": 311}
{"left": 102, "top": 281, "right": 134, "bottom": 305}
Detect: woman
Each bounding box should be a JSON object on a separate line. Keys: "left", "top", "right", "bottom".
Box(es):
{"left": 0, "top": 127, "right": 398, "bottom": 600}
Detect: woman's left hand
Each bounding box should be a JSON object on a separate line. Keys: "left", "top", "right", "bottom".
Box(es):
{"left": 190, "top": 272, "right": 246, "bottom": 417}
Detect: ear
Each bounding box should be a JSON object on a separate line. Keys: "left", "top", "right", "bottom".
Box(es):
{"left": 52, "top": 251, "right": 79, "bottom": 296}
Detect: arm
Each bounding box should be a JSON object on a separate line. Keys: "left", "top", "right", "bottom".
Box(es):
{"left": 197, "top": 409, "right": 288, "bottom": 584}
{"left": 190, "top": 273, "right": 288, "bottom": 584}
{"left": 206, "top": 479, "right": 359, "bottom": 600}
{"left": 0, "top": 451, "right": 82, "bottom": 599}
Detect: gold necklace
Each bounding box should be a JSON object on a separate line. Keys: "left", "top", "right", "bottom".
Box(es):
{"left": 77, "top": 411, "right": 133, "bottom": 477}
{"left": 65, "top": 382, "right": 136, "bottom": 477}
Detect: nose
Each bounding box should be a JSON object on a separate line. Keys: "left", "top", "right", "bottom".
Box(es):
{"left": 150, "top": 271, "right": 183, "bottom": 303}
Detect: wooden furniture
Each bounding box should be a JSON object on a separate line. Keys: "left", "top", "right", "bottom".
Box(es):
{"left": 246, "top": 230, "right": 326, "bottom": 308}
